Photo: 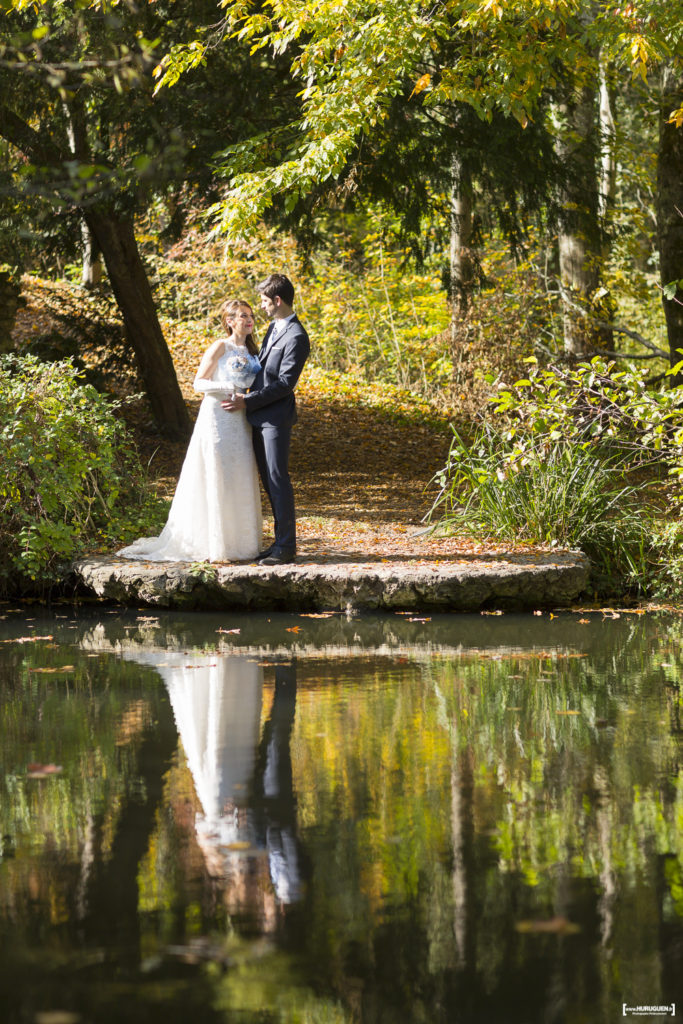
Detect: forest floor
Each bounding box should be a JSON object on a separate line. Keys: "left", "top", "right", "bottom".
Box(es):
{"left": 13, "top": 275, "right": 548, "bottom": 567}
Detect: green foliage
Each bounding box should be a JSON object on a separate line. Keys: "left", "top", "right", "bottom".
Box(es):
{"left": 188, "top": 561, "right": 218, "bottom": 583}
{"left": 0, "top": 355, "right": 161, "bottom": 592}
{"left": 430, "top": 356, "right": 683, "bottom": 592}
{"left": 434, "top": 426, "right": 653, "bottom": 588}
{"left": 153, "top": 0, "right": 681, "bottom": 238}
{"left": 144, "top": 215, "right": 552, "bottom": 411}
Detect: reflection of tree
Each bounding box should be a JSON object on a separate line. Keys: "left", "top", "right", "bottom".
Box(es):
{"left": 290, "top": 648, "right": 682, "bottom": 1021}
{"left": 81, "top": 695, "right": 178, "bottom": 964}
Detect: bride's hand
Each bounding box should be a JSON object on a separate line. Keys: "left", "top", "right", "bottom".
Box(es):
{"left": 221, "top": 392, "right": 246, "bottom": 411}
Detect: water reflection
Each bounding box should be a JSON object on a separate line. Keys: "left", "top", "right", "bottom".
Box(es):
{"left": 121, "top": 649, "right": 304, "bottom": 931}
{"left": 0, "top": 608, "right": 681, "bottom": 1023}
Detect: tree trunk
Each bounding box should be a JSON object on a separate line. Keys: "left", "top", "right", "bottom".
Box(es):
{"left": 657, "top": 68, "right": 683, "bottom": 381}
{"left": 0, "top": 102, "right": 190, "bottom": 440}
{"left": 448, "top": 153, "right": 475, "bottom": 378}
{"left": 553, "top": 83, "right": 602, "bottom": 356}
{"left": 598, "top": 58, "right": 617, "bottom": 224}
{"left": 81, "top": 220, "right": 103, "bottom": 290}
{"left": 85, "top": 209, "right": 191, "bottom": 440}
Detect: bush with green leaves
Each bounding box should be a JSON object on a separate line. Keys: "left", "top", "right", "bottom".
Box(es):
{"left": 430, "top": 357, "right": 683, "bottom": 594}
{"left": 0, "top": 355, "right": 166, "bottom": 593}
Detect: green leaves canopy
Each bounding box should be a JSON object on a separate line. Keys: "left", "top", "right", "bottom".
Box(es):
{"left": 154, "top": 0, "right": 682, "bottom": 238}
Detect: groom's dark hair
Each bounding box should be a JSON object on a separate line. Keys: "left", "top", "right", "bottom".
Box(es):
{"left": 257, "top": 273, "right": 295, "bottom": 307}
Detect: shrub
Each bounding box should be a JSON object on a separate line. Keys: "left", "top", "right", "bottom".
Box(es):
{"left": 0, "top": 355, "right": 164, "bottom": 593}
{"left": 430, "top": 357, "right": 683, "bottom": 595}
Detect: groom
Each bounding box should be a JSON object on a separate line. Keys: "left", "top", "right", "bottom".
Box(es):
{"left": 222, "top": 274, "right": 310, "bottom": 565}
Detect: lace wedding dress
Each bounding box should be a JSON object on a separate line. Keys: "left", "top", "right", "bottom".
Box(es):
{"left": 118, "top": 342, "right": 263, "bottom": 562}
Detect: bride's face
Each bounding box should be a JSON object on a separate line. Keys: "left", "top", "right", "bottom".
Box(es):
{"left": 229, "top": 307, "right": 254, "bottom": 336}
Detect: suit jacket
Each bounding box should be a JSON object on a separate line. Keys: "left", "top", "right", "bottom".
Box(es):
{"left": 245, "top": 315, "right": 310, "bottom": 429}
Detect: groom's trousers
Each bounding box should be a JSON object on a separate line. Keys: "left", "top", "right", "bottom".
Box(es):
{"left": 252, "top": 423, "right": 296, "bottom": 554}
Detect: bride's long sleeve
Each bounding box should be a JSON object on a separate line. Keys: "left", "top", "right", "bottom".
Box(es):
{"left": 193, "top": 375, "right": 232, "bottom": 394}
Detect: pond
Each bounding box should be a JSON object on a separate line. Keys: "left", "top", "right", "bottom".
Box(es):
{"left": 0, "top": 605, "right": 681, "bottom": 1024}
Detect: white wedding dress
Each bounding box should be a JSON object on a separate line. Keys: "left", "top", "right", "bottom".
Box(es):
{"left": 118, "top": 341, "right": 263, "bottom": 562}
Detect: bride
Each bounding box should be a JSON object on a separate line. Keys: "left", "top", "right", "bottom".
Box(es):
{"left": 117, "top": 299, "right": 263, "bottom": 563}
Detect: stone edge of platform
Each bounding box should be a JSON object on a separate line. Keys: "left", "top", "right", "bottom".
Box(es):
{"left": 68, "top": 552, "right": 591, "bottom": 612}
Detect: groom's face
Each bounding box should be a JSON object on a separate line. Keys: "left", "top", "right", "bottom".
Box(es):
{"left": 260, "top": 293, "right": 279, "bottom": 319}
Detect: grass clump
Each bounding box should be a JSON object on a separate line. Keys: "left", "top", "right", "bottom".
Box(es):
{"left": 430, "top": 357, "right": 683, "bottom": 595}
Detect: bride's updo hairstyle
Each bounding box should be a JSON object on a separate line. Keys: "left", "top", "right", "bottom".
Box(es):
{"left": 219, "top": 299, "right": 258, "bottom": 356}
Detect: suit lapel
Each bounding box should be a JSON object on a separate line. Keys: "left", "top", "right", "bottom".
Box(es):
{"left": 259, "top": 324, "right": 275, "bottom": 363}
{"left": 260, "top": 316, "right": 297, "bottom": 363}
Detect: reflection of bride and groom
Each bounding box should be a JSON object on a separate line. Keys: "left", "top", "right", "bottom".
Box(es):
{"left": 130, "top": 649, "right": 304, "bottom": 931}
{"left": 118, "top": 273, "right": 310, "bottom": 567}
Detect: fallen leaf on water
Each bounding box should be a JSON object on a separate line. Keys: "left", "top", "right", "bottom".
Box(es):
{"left": 27, "top": 763, "right": 63, "bottom": 778}
{"left": 515, "top": 916, "right": 580, "bottom": 935}
{"left": 35, "top": 1013, "right": 82, "bottom": 1024}
{"left": 2, "top": 635, "right": 54, "bottom": 644}
{"left": 286, "top": 626, "right": 302, "bottom": 633}
{"left": 29, "top": 666, "right": 75, "bottom": 673}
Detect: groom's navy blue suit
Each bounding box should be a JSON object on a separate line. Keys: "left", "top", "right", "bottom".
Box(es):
{"left": 244, "top": 315, "right": 310, "bottom": 556}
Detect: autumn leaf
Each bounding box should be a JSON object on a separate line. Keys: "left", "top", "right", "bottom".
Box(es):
{"left": 27, "top": 763, "right": 63, "bottom": 778}
{"left": 515, "top": 916, "right": 580, "bottom": 935}
{"left": 410, "top": 73, "right": 431, "bottom": 98}
{"left": 29, "top": 666, "right": 75, "bottom": 673}
{"left": 3, "top": 635, "right": 54, "bottom": 643}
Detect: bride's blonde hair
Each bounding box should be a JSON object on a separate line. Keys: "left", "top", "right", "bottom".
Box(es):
{"left": 219, "top": 299, "right": 258, "bottom": 356}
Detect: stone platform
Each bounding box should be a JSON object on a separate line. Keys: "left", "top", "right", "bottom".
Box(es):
{"left": 70, "top": 550, "right": 590, "bottom": 612}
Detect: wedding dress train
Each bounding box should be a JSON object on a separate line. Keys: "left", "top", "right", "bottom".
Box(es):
{"left": 117, "top": 342, "right": 263, "bottom": 562}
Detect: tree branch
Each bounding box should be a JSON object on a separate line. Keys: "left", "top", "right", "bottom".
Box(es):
{"left": 557, "top": 283, "right": 669, "bottom": 356}
{"left": 583, "top": 349, "right": 663, "bottom": 360}
{"left": 0, "top": 104, "right": 65, "bottom": 165}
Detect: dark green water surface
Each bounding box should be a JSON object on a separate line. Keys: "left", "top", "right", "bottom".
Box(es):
{"left": 0, "top": 606, "right": 681, "bottom": 1023}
